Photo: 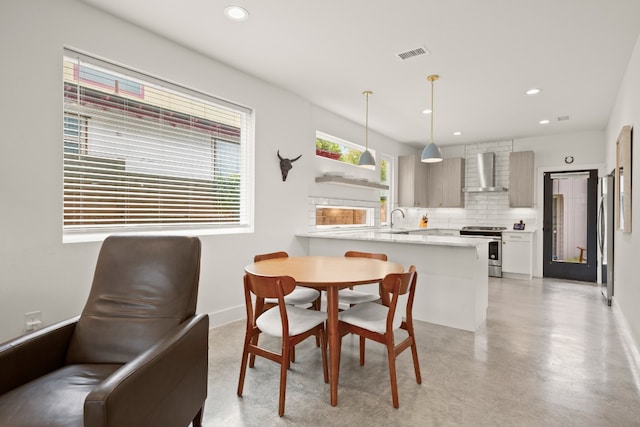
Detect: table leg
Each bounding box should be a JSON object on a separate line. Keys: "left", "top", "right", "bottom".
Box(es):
{"left": 326, "top": 286, "right": 339, "bottom": 406}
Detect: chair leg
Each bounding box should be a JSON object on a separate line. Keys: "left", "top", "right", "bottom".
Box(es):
{"left": 249, "top": 333, "right": 259, "bottom": 368}
{"left": 409, "top": 336, "right": 422, "bottom": 384}
{"left": 237, "top": 333, "right": 252, "bottom": 396}
{"left": 404, "top": 321, "right": 422, "bottom": 384}
{"left": 313, "top": 296, "right": 321, "bottom": 347}
{"left": 320, "top": 327, "right": 329, "bottom": 383}
{"left": 191, "top": 407, "right": 203, "bottom": 427}
{"left": 279, "top": 344, "right": 290, "bottom": 417}
{"left": 387, "top": 342, "right": 400, "bottom": 408}
{"left": 359, "top": 336, "right": 366, "bottom": 366}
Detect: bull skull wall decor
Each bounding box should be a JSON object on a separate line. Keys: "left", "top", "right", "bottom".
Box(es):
{"left": 277, "top": 150, "right": 302, "bottom": 181}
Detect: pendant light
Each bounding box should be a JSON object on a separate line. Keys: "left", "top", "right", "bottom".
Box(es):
{"left": 358, "top": 90, "right": 376, "bottom": 168}
{"left": 421, "top": 75, "right": 443, "bottom": 163}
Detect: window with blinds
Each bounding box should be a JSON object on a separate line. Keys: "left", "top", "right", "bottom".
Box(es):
{"left": 62, "top": 49, "right": 252, "bottom": 236}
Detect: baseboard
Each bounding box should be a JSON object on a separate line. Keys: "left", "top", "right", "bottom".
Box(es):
{"left": 207, "top": 304, "right": 244, "bottom": 329}
{"left": 612, "top": 299, "right": 640, "bottom": 372}
{"left": 502, "top": 272, "right": 533, "bottom": 280}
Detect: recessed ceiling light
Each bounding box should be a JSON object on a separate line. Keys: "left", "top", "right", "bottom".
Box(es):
{"left": 422, "top": 109, "right": 432, "bottom": 115}
{"left": 539, "top": 119, "right": 551, "bottom": 125}
{"left": 526, "top": 88, "right": 542, "bottom": 95}
{"left": 453, "top": 131, "right": 463, "bottom": 136}
{"left": 224, "top": 5, "right": 249, "bottom": 21}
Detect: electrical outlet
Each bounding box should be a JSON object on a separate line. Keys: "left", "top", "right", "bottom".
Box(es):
{"left": 24, "top": 311, "right": 42, "bottom": 332}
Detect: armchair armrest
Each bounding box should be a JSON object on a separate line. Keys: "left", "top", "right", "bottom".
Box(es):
{"left": 84, "top": 313, "right": 209, "bottom": 427}
{"left": 0, "top": 316, "right": 78, "bottom": 394}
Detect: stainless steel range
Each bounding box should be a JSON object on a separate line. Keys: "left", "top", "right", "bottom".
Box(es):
{"left": 459, "top": 226, "right": 507, "bottom": 277}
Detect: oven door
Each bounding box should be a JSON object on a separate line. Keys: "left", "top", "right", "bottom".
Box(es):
{"left": 488, "top": 239, "right": 502, "bottom": 277}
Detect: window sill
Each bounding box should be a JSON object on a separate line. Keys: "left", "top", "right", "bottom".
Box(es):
{"left": 63, "top": 225, "right": 254, "bottom": 244}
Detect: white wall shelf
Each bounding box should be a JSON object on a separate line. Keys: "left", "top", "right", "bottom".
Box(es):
{"left": 315, "top": 175, "right": 389, "bottom": 190}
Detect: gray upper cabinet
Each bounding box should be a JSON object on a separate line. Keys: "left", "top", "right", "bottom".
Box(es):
{"left": 509, "top": 151, "right": 535, "bottom": 207}
{"left": 441, "top": 157, "right": 465, "bottom": 207}
{"left": 398, "top": 155, "right": 428, "bottom": 207}
{"left": 399, "top": 155, "right": 465, "bottom": 208}
{"left": 426, "top": 161, "right": 443, "bottom": 207}
{"left": 426, "top": 157, "right": 465, "bottom": 208}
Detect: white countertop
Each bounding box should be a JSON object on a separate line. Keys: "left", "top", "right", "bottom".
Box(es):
{"left": 297, "top": 229, "right": 492, "bottom": 248}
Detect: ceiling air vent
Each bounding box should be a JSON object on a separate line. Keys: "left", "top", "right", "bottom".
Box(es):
{"left": 557, "top": 115, "right": 570, "bottom": 121}
{"left": 396, "top": 46, "right": 430, "bottom": 60}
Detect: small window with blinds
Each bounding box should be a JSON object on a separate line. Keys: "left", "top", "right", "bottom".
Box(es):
{"left": 62, "top": 49, "right": 253, "bottom": 237}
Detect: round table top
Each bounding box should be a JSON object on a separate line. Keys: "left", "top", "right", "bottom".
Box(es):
{"left": 244, "top": 255, "right": 404, "bottom": 287}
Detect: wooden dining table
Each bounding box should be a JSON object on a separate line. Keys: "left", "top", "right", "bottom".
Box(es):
{"left": 244, "top": 255, "right": 404, "bottom": 406}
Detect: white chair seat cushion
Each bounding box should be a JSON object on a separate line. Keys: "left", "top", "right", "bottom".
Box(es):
{"left": 257, "top": 306, "right": 327, "bottom": 337}
{"left": 264, "top": 286, "right": 320, "bottom": 306}
{"left": 337, "top": 289, "right": 379, "bottom": 305}
{"left": 338, "top": 302, "right": 402, "bottom": 334}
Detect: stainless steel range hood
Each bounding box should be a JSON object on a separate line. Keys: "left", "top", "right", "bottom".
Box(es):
{"left": 462, "top": 152, "right": 508, "bottom": 192}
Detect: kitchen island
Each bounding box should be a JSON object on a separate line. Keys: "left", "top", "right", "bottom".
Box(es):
{"left": 297, "top": 229, "right": 489, "bottom": 332}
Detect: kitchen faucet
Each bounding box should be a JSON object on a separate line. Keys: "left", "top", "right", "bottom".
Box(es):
{"left": 390, "top": 208, "right": 405, "bottom": 229}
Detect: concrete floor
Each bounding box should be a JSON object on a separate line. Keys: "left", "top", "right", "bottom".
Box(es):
{"left": 203, "top": 277, "right": 640, "bottom": 426}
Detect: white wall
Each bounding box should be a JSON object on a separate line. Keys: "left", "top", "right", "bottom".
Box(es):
{"left": 515, "top": 130, "right": 606, "bottom": 169}
{"left": 606, "top": 33, "right": 640, "bottom": 350}
{"left": 0, "top": 0, "right": 415, "bottom": 342}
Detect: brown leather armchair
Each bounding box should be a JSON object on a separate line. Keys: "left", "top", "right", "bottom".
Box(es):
{"left": 0, "top": 235, "right": 209, "bottom": 427}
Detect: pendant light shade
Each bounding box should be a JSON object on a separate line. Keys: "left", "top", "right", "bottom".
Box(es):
{"left": 421, "top": 142, "right": 443, "bottom": 162}
{"left": 358, "top": 90, "right": 376, "bottom": 168}
{"left": 358, "top": 149, "right": 375, "bottom": 166}
{"left": 421, "top": 75, "right": 443, "bottom": 163}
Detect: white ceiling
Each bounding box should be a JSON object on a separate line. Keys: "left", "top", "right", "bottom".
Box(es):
{"left": 79, "top": 0, "right": 640, "bottom": 148}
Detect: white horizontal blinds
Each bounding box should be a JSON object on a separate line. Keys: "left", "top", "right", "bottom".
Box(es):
{"left": 63, "top": 49, "right": 250, "bottom": 232}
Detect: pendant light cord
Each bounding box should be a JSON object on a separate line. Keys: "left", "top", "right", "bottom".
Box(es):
{"left": 427, "top": 75, "right": 439, "bottom": 144}
{"left": 363, "top": 90, "right": 372, "bottom": 150}
{"left": 430, "top": 78, "right": 434, "bottom": 144}
{"left": 421, "top": 75, "right": 442, "bottom": 163}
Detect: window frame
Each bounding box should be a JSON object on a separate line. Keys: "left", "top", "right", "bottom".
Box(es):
{"left": 379, "top": 153, "right": 393, "bottom": 227}
{"left": 315, "top": 131, "right": 375, "bottom": 167}
{"left": 62, "top": 49, "right": 255, "bottom": 243}
{"left": 314, "top": 205, "right": 375, "bottom": 229}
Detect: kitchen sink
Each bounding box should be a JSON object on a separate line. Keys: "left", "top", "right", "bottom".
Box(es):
{"left": 373, "top": 228, "right": 461, "bottom": 237}
{"left": 372, "top": 228, "right": 411, "bottom": 235}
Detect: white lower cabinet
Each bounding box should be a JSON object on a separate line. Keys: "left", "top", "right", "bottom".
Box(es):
{"left": 502, "top": 232, "right": 533, "bottom": 279}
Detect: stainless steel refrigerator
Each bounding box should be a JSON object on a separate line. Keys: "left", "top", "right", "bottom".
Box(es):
{"left": 598, "top": 173, "right": 614, "bottom": 305}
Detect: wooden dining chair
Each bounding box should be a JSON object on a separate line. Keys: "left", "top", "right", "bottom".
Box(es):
{"left": 237, "top": 273, "right": 329, "bottom": 417}
{"left": 338, "top": 265, "right": 421, "bottom": 408}
{"left": 254, "top": 251, "right": 321, "bottom": 311}
{"left": 251, "top": 251, "right": 321, "bottom": 366}
{"left": 339, "top": 250, "right": 388, "bottom": 306}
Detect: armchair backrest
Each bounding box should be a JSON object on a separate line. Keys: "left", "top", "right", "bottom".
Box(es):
{"left": 65, "top": 235, "right": 202, "bottom": 364}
